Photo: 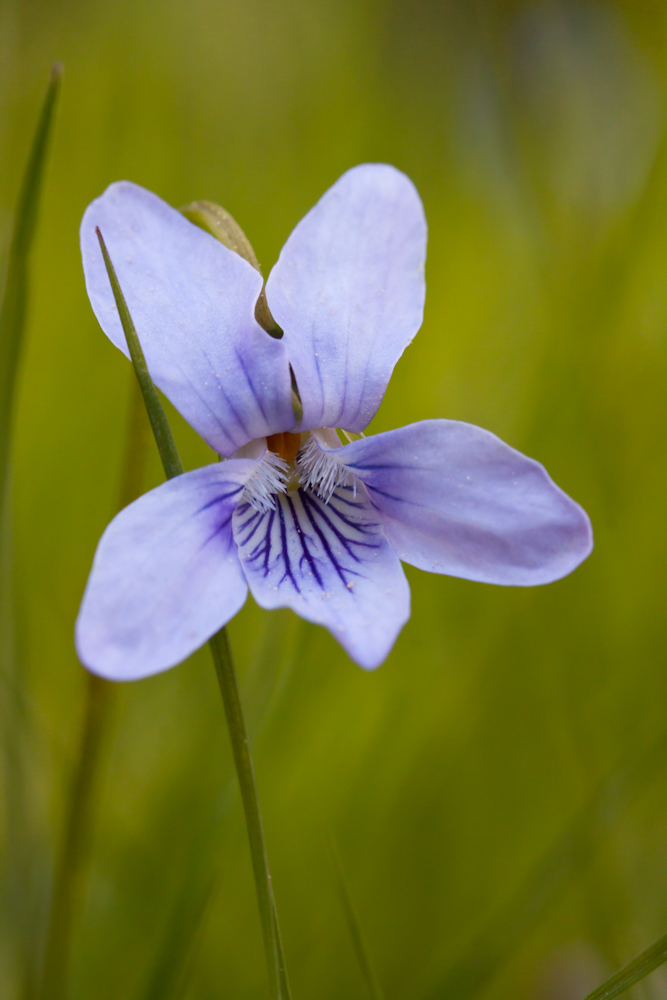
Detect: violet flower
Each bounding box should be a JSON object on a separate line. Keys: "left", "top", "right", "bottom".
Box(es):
{"left": 77, "top": 165, "right": 592, "bottom": 680}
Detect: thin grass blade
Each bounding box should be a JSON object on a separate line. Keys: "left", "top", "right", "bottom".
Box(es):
{"left": 37, "top": 673, "right": 113, "bottom": 1000}
{"left": 327, "top": 832, "right": 385, "bottom": 1000}
{"left": 94, "top": 227, "right": 183, "bottom": 480}
{"left": 0, "top": 63, "right": 62, "bottom": 510}
{"left": 579, "top": 932, "right": 667, "bottom": 1000}
{"left": 0, "top": 63, "right": 61, "bottom": 1000}
{"left": 141, "top": 873, "right": 217, "bottom": 1000}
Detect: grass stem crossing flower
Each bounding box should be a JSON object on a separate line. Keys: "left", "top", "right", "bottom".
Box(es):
{"left": 77, "top": 165, "right": 592, "bottom": 679}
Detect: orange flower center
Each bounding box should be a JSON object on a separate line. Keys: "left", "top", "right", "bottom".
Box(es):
{"left": 266, "top": 431, "right": 302, "bottom": 464}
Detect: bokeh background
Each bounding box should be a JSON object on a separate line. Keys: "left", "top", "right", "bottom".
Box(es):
{"left": 1, "top": 0, "right": 667, "bottom": 997}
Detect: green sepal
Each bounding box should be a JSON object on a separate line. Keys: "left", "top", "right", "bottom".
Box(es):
{"left": 179, "top": 200, "right": 282, "bottom": 339}
{"left": 180, "top": 200, "right": 260, "bottom": 268}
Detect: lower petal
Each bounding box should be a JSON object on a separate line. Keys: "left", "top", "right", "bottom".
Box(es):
{"left": 325, "top": 419, "right": 594, "bottom": 586}
{"left": 232, "top": 485, "right": 410, "bottom": 669}
{"left": 76, "top": 461, "right": 257, "bottom": 681}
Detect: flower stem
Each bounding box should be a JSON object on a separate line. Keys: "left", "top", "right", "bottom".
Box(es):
{"left": 96, "top": 237, "right": 290, "bottom": 998}
{"left": 209, "top": 628, "right": 290, "bottom": 1000}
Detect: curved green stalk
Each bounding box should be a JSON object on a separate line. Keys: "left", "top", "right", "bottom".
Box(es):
{"left": 97, "top": 238, "right": 290, "bottom": 999}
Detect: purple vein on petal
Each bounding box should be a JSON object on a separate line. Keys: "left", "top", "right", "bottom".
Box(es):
{"left": 276, "top": 500, "right": 301, "bottom": 593}
{"left": 285, "top": 493, "right": 324, "bottom": 587}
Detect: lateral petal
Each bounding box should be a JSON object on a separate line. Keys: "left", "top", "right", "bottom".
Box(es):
{"left": 318, "top": 420, "right": 594, "bottom": 586}
{"left": 75, "top": 461, "right": 258, "bottom": 681}
{"left": 232, "top": 486, "right": 410, "bottom": 669}
{"left": 81, "top": 182, "right": 295, "bottom": 456}
{"left": 265, "top": 164, "right": 426, "bottom": 432}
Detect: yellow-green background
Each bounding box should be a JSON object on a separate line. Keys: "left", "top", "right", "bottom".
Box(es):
{"left": 2, "top": 0, "right": 667, "bottom": 997}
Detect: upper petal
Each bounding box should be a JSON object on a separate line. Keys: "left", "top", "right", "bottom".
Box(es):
{"left": 75, "top": 460, "right": 260, "bottom": 681}
{"left": 265, "top": 164, "right": 427, "bottom": 432}
{"left": 81, "top": 182, "right": 295, "bottom": 456}
{"left": 320, "top": 420, "right": 594, "bottom": 586}
{"left": 232, "top": 485, "right": 410, "bottom": 669}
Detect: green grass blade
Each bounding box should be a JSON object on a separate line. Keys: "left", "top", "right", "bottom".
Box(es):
{"left": 94, "top": 227, "right": 183, "bottom": 480}
{"left": 141, "top": 874, "right": 217, "bottom": 1000}
{"left": 420, "top": 728, "right": 667, "bottom": 1000}
{"left": 580, "top": 932, "right": 667, "bottom": 1000}
{"left": 37, "top": 674, "right": 114, "bottom": 1000}
{"left": 327, "top": 833, "right": 385, "bottom": 1000}
{"left": 0, "top": 63, "right": 62, "bottom": 999}
{"left": 0, "top": 63, "right": 62, "bottom": 508}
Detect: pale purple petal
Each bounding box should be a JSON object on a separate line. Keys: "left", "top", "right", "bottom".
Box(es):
{"left": 318, "top": 420, "right": 594, "bottom": 586}
{"left": 81, "top": 182, "right": 295, "bottom": 456}
{"left": 265, "top": 164, "right": 426, "bottom": 432}
{"left": 232, "top": 486, "right": 410, "bottom": 669}
{"left": 75, "top": 460, "right": 260, "bottom": 681}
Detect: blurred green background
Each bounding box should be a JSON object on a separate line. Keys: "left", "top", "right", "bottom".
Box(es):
{"left": 2, "top": 0, "right": 667, "bottom": 997}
